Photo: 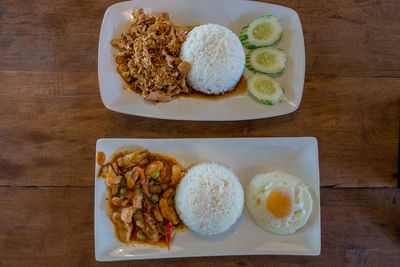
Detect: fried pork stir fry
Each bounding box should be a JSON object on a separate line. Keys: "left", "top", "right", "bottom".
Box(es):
{"left": 110, "top": 9, "right": 191, "bottom": 102}
{"left": 98, "top": 148, "right": 186, "bottom": 246}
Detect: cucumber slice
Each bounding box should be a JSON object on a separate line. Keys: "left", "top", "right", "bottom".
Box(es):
{"left": 240, "top": 15, "right": 282, "bottom": 49}
{"left": 246, "top": 47, "right": 287, "bottom": 75}
{"left": 247, "top": 73, "right": 284, "bottom": 105}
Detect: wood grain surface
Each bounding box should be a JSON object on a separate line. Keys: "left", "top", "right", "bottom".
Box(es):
{"left": 0, "top": 0, "right": 399, "bottom": 266}
{"left": 1, "top": 188, "right": 399, "bottom": 266}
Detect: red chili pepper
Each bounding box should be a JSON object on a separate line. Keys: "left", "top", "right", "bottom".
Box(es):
{"left": 140, "top": 168, "right": 145, "bottom": 179}
{"left": 165, "top": 221, "right": 173, "bottom": 249}
{"left": 155, "top": 177, "right": 169, "bottom": 184}
{"left": 131, "top": 222, "right": 137, "bottom": 240}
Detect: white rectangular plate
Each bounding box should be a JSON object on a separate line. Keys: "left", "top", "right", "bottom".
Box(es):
{"left": 95, "top": 138, "right": 320, "bottom": 261}
{"left": 98, "top": 0, "right": 305, "bottom": 121}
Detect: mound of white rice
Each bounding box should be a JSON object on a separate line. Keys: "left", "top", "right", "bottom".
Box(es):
{"left": 180, "top": 24, "right": 245, "bottom": 95}
{"left": 175, "top": 162, "right": 244, "bottom": 235}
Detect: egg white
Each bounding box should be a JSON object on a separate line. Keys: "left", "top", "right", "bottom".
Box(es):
{"left": 246, "top": 171, "right": 313, "bottom": 235}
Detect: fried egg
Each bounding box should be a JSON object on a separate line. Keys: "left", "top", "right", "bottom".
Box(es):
{"left": 246, "top": 171, "right": 313, "bottom": 234}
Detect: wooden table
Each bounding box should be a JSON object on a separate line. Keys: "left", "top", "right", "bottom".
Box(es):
{"left": 0, "top": 0, "right": 399, "bottom": 265}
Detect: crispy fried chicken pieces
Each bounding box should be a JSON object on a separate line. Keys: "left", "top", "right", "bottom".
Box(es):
{"left": 111, "top": 9, "right": 191, "bottom": 102}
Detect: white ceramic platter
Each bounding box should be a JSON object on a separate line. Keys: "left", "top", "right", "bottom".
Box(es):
{"left": 98, "top": 0, "right": 305, "bottom": 121}
{"left": 95, "top": 138, "right": 320, "bottom": 261}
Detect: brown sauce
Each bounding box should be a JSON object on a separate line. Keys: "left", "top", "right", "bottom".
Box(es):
{"left": 96, "top": 151, "right": 106, "bottom": 166}
{"left": 124, "top": 75, "right": 247, "bottom": 102}
{"left": 121, "top": 23, "right": 247, "bottom": 103}
{"left": 128, "top": 225, "right": 186, "bottom": 247}
{"left": 181, "top": 75, "right": 247, "bottom": 101}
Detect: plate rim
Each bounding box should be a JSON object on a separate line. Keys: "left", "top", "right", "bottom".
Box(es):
{"left": 97, "top": 0, "right": 305, "bottom": 121}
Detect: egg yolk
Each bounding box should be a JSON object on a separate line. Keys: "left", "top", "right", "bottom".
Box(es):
{"left": 266, "top": 190, "right": 292, "bottom": 219}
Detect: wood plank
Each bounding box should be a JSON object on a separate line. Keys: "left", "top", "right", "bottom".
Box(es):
{"left": 272, "top": 0, "right": 400, "bottom": 77}
{"left": 0, "top": 0, "right": 399, "bottom": 77}
{"left": 0, "top": 187, "right": 399, "bottom": 265}
{"left": 0, "top": 0, "right": 105, "bottom": 72}
{"left": 0, "top": 72, "right": 398, "bottom": 187}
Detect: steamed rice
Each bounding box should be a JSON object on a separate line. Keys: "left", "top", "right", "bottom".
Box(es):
{"left": 175, "top": 162, "right": 244, "bottom": 235}
{"left": 180, "top": 24, "right": 245, "bottom": 95}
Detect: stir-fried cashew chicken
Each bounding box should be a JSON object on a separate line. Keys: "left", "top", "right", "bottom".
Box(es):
{"left": 98, "top": 149, "right": 186, "bottom": 247}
